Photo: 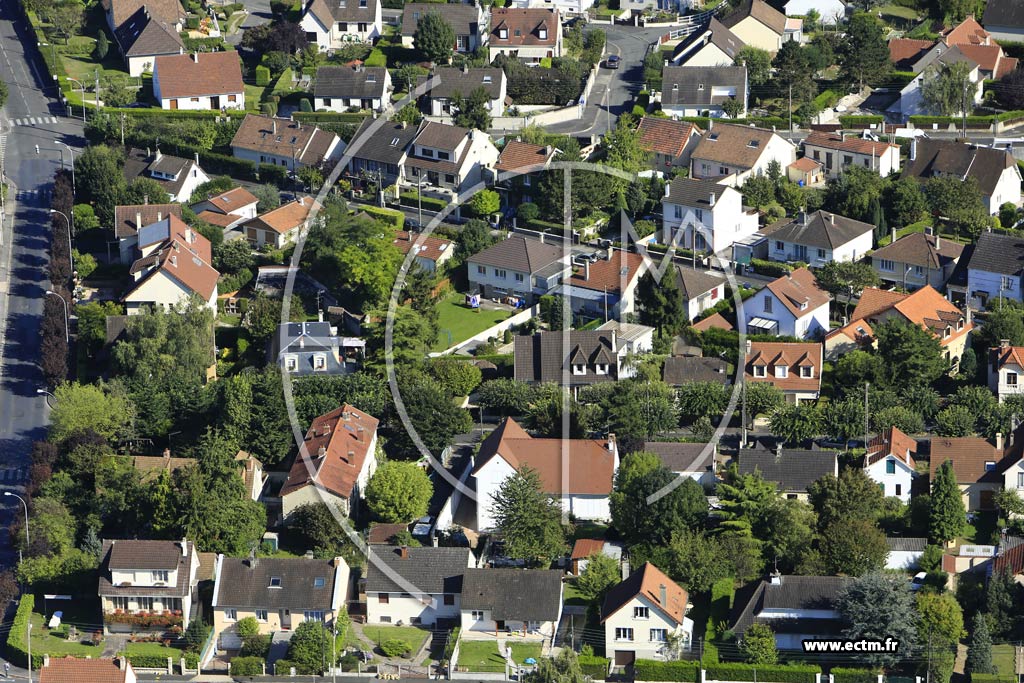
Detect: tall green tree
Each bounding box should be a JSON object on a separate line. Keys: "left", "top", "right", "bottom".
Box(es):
{"left": 917, "top": 591, "right": 964, "bottom": 683}
{"left": 664, "top": 528, "right": 733, "bottom": 592}
{"left": 820, "top": 517, "right": 889, "bottom": 575}
{"left": 74, "top": 144, "right": 126, "bottom": 224}
{"left": 365, "top": 461, "right": 432, "bottom": 523}
{"left": 451, "top": 87, "right": 493, "bottom": 130}
{"left": 816, "top": 261, "right": 880, "bottom": 318}
{"left": 609, "top": 451, "right": 707, "bottom": 545}
{"left": 769, "top": 403, "right": 822, "bottom": 445}
{"left": 874, "top": 318, "right": 948, "bottom": 389}
{"left": 929, "top": 460, "right": 966, "bottom": 544}
{"left": 604, "top": 380, "right": 679, "bottom": 439}
{"left": 49, "top": 382, "right": 135, "bottom": 445}
{"left": 715, "top": 466, "right": 781, "bottom": 538}
{"left": 986, "top": 566, "right": 1020, "bottom": 639}
{"left": 742, "top": 623, "right": 778, "bottom": 665}
{"left": 414, "top": 12, "right": 456, "bottom": 64}
{"left": 576, "top": 552, "right": 620, "bottom": 603}
{"left": 837, "top": 572, "right": 918, "bottom": 667}
{"left": 734, "top": 46, "right": 772, "bottom": 86}
{"left": 965, "top": 610, "right": 994, "bottom": 675}
{"left": 490, "top": 466, "right": 565, "bottom": 564}
{"left": 921, "top": 60, "right": 975, "bottom": 116}
{"left": 808, "top": 468, "right": 884, "bottom": 530}
{"left": 839, "top": 13, "right": 891, "bottom": 89}
{"left": 772, "top": 40, "right": 816, "bottom": 108}
{"left": 636, "top": 271, "right": 686, "bottom": 338}
{"left": 923, "top": 175, "right": 991, "bottom": 240}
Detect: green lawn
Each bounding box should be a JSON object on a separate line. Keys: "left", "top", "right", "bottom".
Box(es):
{"left": 365, "top": 625, "right": 430, "bottom": 655}
{"left": 244, "top": 83, "right": 266, "bottom": 111}
{"left": 458, "top": 640, "right": 542, "bottom": 670}
{"left": 433, "top": 294, "right": 513, "bottom": 352}
{"left": 992, "top": 644, "right": 1016, "bottom": 675}
{"left": 123, "top": 641, "right": 186, "bottom": 658}
{"left": 878, "top": 4, "right": 919, "bottom": 19}
{"left": 29, "top": 612, "right": 104, "bottom": 658}
{"left": 563, "top": 579, "right": 588, "bottom": 607}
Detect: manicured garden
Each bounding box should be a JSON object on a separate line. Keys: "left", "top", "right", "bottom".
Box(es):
{"left": 433, "top": 293, "right": 514, "bottom": 352}
{"left": 457, "top": 640, "right": 542, "bottom": 670}
{"left": 364, "top": 625, "right": 430, "bottom": 658}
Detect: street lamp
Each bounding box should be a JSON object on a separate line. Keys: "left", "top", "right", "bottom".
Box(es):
{"left": 65, "top": 77, "right": 87, "bottom": 122}
{"left": 413, "top": 176, "right": 429, "bottom": 231}
{"left": 54, "top": 141, "right": 76, "bottom": 206}
{"left": 50, "top": 209, "right": 73, "bottom": 278}
{"left": 45, "top": 290, "right": 69, "bottom": 343}
{"left": 4, "top": 492, "right": 29, "bottom": 563}
{"left": 36, "top": 389, "right": 55, "bottom": 408}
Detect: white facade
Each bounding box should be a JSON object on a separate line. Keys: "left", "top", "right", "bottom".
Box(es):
{"left": 281, "top": 431, "right": 378, "bottom": 519}
{"left": 802, "top": 141, "right": 900, "bottom": 179}
{"left": 990, "top": 356, "right": 1024, "bottom": 403}
{"left": 315, "top": 70, "right": 392, "bottom": 112}
{"left": 968, "top": 268, "right": 1022, "bottom": 306}
{"left": 885, "top": 548, "right": 924, "bottom": 571}
{"left": 691, "top": 135, "right": 796, "bottom": 186}
{"left": 767, "top": 229, "right": 873, "bottom": 268}
{"left": 603, "top": 594, "right": 693, "bottom": 662}
{"left": 893, "top": 67, "right": 983, "bottom": 120}
{"left": 154, "top": 84, "right": 244, "bottom": 111}
{"left": 783, "top": 0, "right": 845, "bottom": 23}
{"left": 865, "top": 456, "right": 915, "bottom": 503}
{"left": 745, "top": 290, "right": 829, "bottom": 339}
{"left": 684, "top": 281, "right": 725, "bottom": 321}
{"left": 674, "top": 38, "right": 735, "bottom": 67}
{"left": 459, "top": 609, "right": 559, "bottom": 640}
{"left": 366, "top": 593, "right": 460, "bottom": 626}
{"left": 661, "top": 186, "right": 760, "bottom": 255}
{"left": 401, "top": 129, "right": 500, "bottom": 196}
{"left": 300, "top": 3, "right": 383, "bottom": 51}
{"left": 983, "top": 165, "right": 1023, "bottom": 214}
{"left": 124, "top": 270, "right": 217, "bottom": 316}
{"left": 1003, "top": 457, "right": 1024, "bottom": 499}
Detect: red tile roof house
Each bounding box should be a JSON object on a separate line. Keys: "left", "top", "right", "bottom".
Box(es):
{"left": 930, "top": 431, "right": 1021, "bottom": 512}
{"left": 743, "top": 340, "right": 822, "bottom": 404}
{"left": 601, "top": 563, "right": 694, "bottom": 664}
{"left": 473, "top": 418, "right": 618, "bottom": 531}
{"left": 559, "top": 249, "right": 647, "bottom": 320}
{"left": 103, "top": 0, "right": 187, "bottom": 76}
{"left": 280, "top": 404, "right": 380, "bottom": 519}
{"left": 989, "top": 340, "right": 1024, "bottom": 403}
{"left": 495, "top": 140, "right": 557, "bottom": 205}
{"left": 191, "top": 186, "right": 259, "bottom": 229}
{"left": 114, "top": 202, "right": 182, "bottom": 264}
{"left": 153, "top": 51, "right": 244, "bottom": 111}
{"left": 862, "top": 426, "right": 918, "bottom": 502}
{"left": 636, "top": 117, "right": 703, "bottom": 173}
{"left": 39, "top": 656, "right": 136, "bottom": 683}
{"left": 301, "top": 0, "right": 383, "bottom": 51}
{"left": 392, "top": 230, "right": 454, "bottom": 273}
{"left": 240, "top": 197, "right": 321, "bottom": 249}
{"left": 123, "top": 220, "right": 220, "bottom": 315}
{"left": 230, "top": 114, "right": 343, "bottom": 173}
{"left": 488, "top": 8, "right": 563, "bottom": 65}
{"left": 801, "top": 131, "right": 901, "bottom": 179}
{"left": 743, "top": 267, "right": 831, "bottom": 340}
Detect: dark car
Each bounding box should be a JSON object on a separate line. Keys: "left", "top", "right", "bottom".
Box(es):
{"left": 605, "top": 55, "right": 620, "bottom": 69}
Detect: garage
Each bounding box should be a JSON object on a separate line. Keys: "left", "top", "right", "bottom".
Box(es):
{"left": 218, "top": 630, "right": 242, "bottom": 650}
{"left": 614, "top": 650, "right": 636, "bottom": 666}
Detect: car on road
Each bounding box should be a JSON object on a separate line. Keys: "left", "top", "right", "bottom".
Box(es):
{"left": 605, "top": 55, "right": 620, "bottom": 69}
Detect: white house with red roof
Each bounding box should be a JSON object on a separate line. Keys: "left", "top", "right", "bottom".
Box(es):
{"left": 392, "top": 230, "right": 454, "bottom": 273}
{"left": 660, "top": 175, "right": 759, "bottom": 255}
{"left": 488, "top": 8, "right": 563, "bottom": 65}
{"left": 153, "top": 51, "right": 244, "bottom": 110}
{"left": 744, "top": 267, "right": 830, "bottom": 339}
{"left": 191, "top": 186, "right": 259, "bottom": 229}
{"left": 473, "top": 418, "right": 618, "bottom": 531}
{"left": 989, "top": 340, "right": 1024, "bottom": 403}
{"left": 863, "top": 426, "right": 918, "bottom": 502}
{"left": 601, "top": 563, "right": 693, "bottom": 664}
{"left": 744, "top": 340, "right": 822, "bottom": 404}
{"left": 123, "top": 217, "right": 219, "bottom": 314}
{"left": 636, "top": 117, "right": 703, "bottom": 173}
{"left": 279, "top": 404, "right": 379, "bottom": 519}
{"left": 557, "top": 248, "right": 647, "bottom": 319}
{"left": 801, "top": 131, "right": 901, "bottom": 179}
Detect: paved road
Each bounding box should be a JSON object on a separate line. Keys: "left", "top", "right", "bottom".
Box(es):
{"left": 0, "top": 0, "right": 85, "bottom": 564}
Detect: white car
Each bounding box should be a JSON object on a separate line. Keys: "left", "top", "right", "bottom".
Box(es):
{"left": 909, "top": 572, "right": 927, "bottom": 591}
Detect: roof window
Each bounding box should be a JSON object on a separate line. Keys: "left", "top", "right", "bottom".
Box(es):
{"left": 270, "top": 576, "right": 282, "bottom": 587}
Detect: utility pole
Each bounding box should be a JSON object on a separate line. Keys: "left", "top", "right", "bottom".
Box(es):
{"left": 741, "top": 341, "right": 748, "bottom": 448}
{"left": 788, "top": 84, "right": 793, "bottom": 139}
{"left": 121, "top": 112, "right": 126, "bottom": 145}
{"left": 863, "top": 382, "right": 870, "bottom": 450}
{"left": 95, "top": 69, "right": 100, "bottom": 114}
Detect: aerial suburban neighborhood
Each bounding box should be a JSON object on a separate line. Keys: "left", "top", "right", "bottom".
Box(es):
{"left": 4, "top": 0, "right": 1024, "bottom": 681}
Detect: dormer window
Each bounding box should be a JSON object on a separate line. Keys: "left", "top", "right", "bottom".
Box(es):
{"left": 314, "top": 577, "right": 326, "bottom": 588}
{"left": 367, "top": 74, "right": 377, "bottom": 82}
{"left": 944, "top": 326, "right": 951, "bottom": 339}
{"left": 270, "top": 576, "right": 282, "bottom": 588}
{"left": 359, "top": 0, "right": 367, "bottom": 6}
{"left": 698, "top": 83, "right": 704, "bottom": 90}
{"left": 985, "top": 461, "right": 996, "bottom": 472}
{"left": 753, "top": 365, "right": 766, "bottom": 378}
{"left": 285, "top": 355, "right": 298, "bottom": 372}
{"left": 515, "top": 29, "right": 521, "bottom": 36}
{"left": 775, "top": 366, "right": 788, "bottom": 379}
{"left": 483, "top": 75, "right": 492, "bottom": 83}
{"left": 152, "top": 570, "right": 169, "bottom": 583}
{"left": 572, "top": 363, "right": 586, "bottom": 376}
{"left": 499, "top": 28, "right": 508, "bottom": 39}
{"left": 595, "top": 363, "right": 608, "bottom": 375}
{"left": 799, "top": 365, "right": 813, "bottom": 378}
{"left": 957, "top": 319, "right": 964, "bottom": 330}
{"left": 539, "top": 28, "right": 547, "bottom": 39}
{"left": 799, "top": 301, "right": 808, "bottom": 311}
{"left": 314, "top": 354, "right": 327, "bottom": 370}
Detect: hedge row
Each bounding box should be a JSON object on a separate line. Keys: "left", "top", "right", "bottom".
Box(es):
{"left": 230, "top": 656, "right": 264, "bottom": 675}
{"left": 997, "top": 109, "right": 1024, "bottom": 122}
{"left": 6, "top": 595, "right": 43, "bottom": 669}
{"left": 399, "top": 192, "right": 447, "bottom": 212}
{"left": 888, "top": 70, "right": 917, "bottom": 86}
{"left": 830, "top": 668, "right": 880, "bottom": 683}
{"left": 360, "top": 205, "right": 405, "bottom": 230}
{"left": 293, "top": 111, "right": 370, "bottom": 123}
{"left": 704, "top": 663, "right": 820, "bottom": 683}
{"left": 971, "top": 675, "right": 1017, "bottom": 683}
{"left": 634, "top": 660, "right": 700, "bottom": 682}
{"left": 122, "top": 653, "right": 172, "bottom": 668}
{"left": 125, "top": 131, "right": 259, "bottom": 180}
{"left": 578, "top": 655, "right": 610, "bottom": 679}
{"left": 750, "top": 258, "right": 793, "bottom": 277}
{"left": 908, "top": 115, "right": 995, "bottom": 127}
{"left": 274, "top": 658, "right": 300, "bottom": 675}
{"left": 811, "top": 90, "right": 840, "bottom": 111}
{"left": 526, "top": 218, "right": 567, "bottom": 232}
{"left": 838, "top": 114, "right": 884, "bottom": 128}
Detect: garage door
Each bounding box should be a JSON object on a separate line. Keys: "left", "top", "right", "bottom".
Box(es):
{"left": 219, "top": 630, "right": 242, "bottom": 650}
{"left": 614, "top": 651, "right": 635, "bottom": 666}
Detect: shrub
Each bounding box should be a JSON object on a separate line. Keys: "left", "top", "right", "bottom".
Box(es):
{"left": 634, "top": 660, "right": 700, "bottom": 681}
{"left": 186, "top": 16, "right": 200, "bottom": 29}
{"left": 275, "top": 659, "right": 298, "bottom": 675}
{"left": 6, "top": 595, "right": 42, "bottom": 669}
{"left": 122, "top": 653, "right": 172, "bottom": 668}
{"left": 704, "top": 663, "right": 821, "bottom": 683}
{"left": 749, "top": 258, "right": 792, "bottom": 277}
{"left": 184, "top": 651, "right": 200, "bottom": 669}
{"left": 838, "top": 114, "right": 884, "bottom": 128}
{"left": 255, "top": 65, "right": 271, "bottom": 86}
{"left": 236, "top": 616, "right": 260, "bottom": 638}
{"left": 831, "top": 668, "right": 881, "bottom": 683}
{"left": 299, "top": 98, "right": 312, "bottom": 112}
{"left": 231, "top": 656, "right": 264, "bottom": 676}
{"left": 399, "top": 192, "right": 447, "bottom": 212}
{"left": 360, "top": 205, "right": 404, "bottom": 230}
{"left": 380, "top": 639, "right": 411, "bottom": 658}
{"left": 578, "top": 655, "right": 609, "bottom": 679}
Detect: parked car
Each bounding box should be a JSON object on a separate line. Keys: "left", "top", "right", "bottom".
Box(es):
{"left": 910, "top": 572, "right": 927, "bottom": 591}
{"left": 605, "top": 55, "right": 620, "bottom": 69}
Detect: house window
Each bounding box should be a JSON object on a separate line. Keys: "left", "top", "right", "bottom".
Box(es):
{"left": 719, "top": 166, "right": 728, "bottom": 175}
{"left": 985, "top": 461, "right": 997, "bottom": 471}
{"left": 152, "top": 570, "right": 169, "bottom": 583}
{"left": 775, "top": 241, "right": 784, "bottom": 251}
{"left": 775, "top": 366, "right": 788, "bottom": 378}
{"left": 539, "top": 28, "right": 547, "bottom": 39}
{"left": 445, "top": 173, "right": 456, "bottom": 184}
{"left": 763, "top": 296, "right": 772, "bottom": 313}
{"left": 477, "top": 265, "right": 486, "bottom": 275}
{"left": 495, "top": 269, "right": 507, "bottom": 278}
{"left": 112, "top": 597, "right": 129, "bottom": 611}
{"left": 596, "top": 363, "right": 608, "bottom": 375}
{"left": 572, "top": 363, "right": 586, "bottom": 376}
{"left": 794, "top": 244, "right": 807, "bottom": 261}
{"left": 1003, "top": 276, "right": 1014, "bottom": 291}
{"left": 515, "top": 273, "right": 524, "bottom": 282}
{"left": 227, "top": 94, "right": 237, "bottom": 102}
{"left": 879, "top": 259, "right": 895, "bottom": 272}
{"left": 457, "top": 35, "right": 467, "bottom": 49}
{"left": 843, "top": 154, "right": 853, "bottom": 166}
{"left": 338, "top": 21, "right": 348, "bottom": 30}
{"left": 224, "top": 609, "right": 237, "bottom": 622}
{"left": 270, "top": 577, "right": 282, "bottom": 587}
{"left": 471, "top": 610, "right": 485, "bottom": 620}
{"left": 358, "top": 22, "right": 367, "bottom": 31}
{"left": 1018, "top": 472, "right": 1024, "bottom": 488}
{"left": 138, "top": 597, "right": 154, "bottom": 612}
{"left": 673, "top": 205, "right": 682, "bottom": 220}
{"left": 895, "top": 484, "right": 902, "bottom": 496}
{"left": 378, "top": 594, "right": 390, "bottom": 604}
{"left": 615, "top": 628, "right": 634, "bottom": 642}
{"left": 886, "top": 460, "right": 896, "bottom": 474}
{"left": 1008, "top": 372, "right": 1019, "bottom": 386}
{"left": 190, "top": 97, "right": 200, "bottom": 102}
{"left": 753, "top": 365, "right": 766, "bottom": 378}
{"left": 314, "top": 354, "right": 326, "bottom": 370}
{"left": 304, "top": 611, "right": 324, "bottom": 622}
{"left": 527, "top": 621, "right": 541, "bottom": 631}
{"left": 499, "top": 28, "right": 508, "bottom": 39}
{"left": 650, "top": 629, "right": 668, "bottom": 642}
{"left": 444, "top": 594, "right": 455, "bottom": 606}
{"left": 633, "top": 607, "right": 649, "bottom": 619}
{"left": 437, "top": 151, "right": 450, "bottom": 161}
{"left": 799, "top": 366, "right": 813, "bottom": 378}
{"left": 817, "top": 248, "right": 826, "bottom": 259}
{"left": 380, "top": 616, "right": 392, "bottom": 623}
{"left": 256, "top": 610, "right": 268, "bottom": 622}
{"left": 695, "top": 208, "right": 703, "bottom": 222}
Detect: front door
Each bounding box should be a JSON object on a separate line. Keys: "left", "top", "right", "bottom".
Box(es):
{"left": 170, "top": 99, "right": 178, "bottom": 110}
{"left": 211, "top": 95, "right": 220, "bottom": 109}
{"left": 281, "top": 609, "right": 292, "bottom": 630}
{"left": 614, "top": 651, "right": 635, "bottom": 666}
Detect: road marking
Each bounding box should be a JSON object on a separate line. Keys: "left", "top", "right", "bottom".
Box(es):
{"left": 9, "top": 116, "right": 56, "bottom": 126}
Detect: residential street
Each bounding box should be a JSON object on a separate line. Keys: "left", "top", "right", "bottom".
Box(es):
{"left": 0, "top": 0, "right": 85, "bottom": 567}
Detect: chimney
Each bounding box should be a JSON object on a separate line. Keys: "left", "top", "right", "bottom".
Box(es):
{"left": 317, "top": 445, "right": 327, "bottom": 457}
{"left": 170, "top": 255, "right": 177, "bottom": 267}
{"left": 605, "top": 247, "right": 613, "bottom": 261}
{"left": 665, "top": 182, "right": 671, "bottom": 198}
{"left": 775, "top": 442, "right": 783, "bottom": 457}
{"left": 462, "top": 62, "right": 469, "bottom": 74}
{"left": 891, "top": 228, "right": 896, "bottom": 244}
{"left": 43, "top": 655, "right": 50, "bottom": 668}
{"left": 798, "top": 211, "right": 807, "bottom": 226}
{"left": 154, "top": 148, "right": 162, "bottom": 161}
{"left": 768, "top": 571, "right": 782, "bottom": 586}
{"left": 1001, "top": 339, "right": 1011, "bottom": 349}
{"left": 659, "top": 584, "right": 667, "bottom": 606}
{"left": 146, "top": 146, "right": 151, "bottom": 157}
{"left": 332, "top": 557, "right": 343, "bottom": 568}
{"left": 910, "top": 138, "right": 917, "bottom": 161}
{"left": 195, "top": 152, "right": 200, "bottom": 165}
{"left": 163, "top": 448, "right": 171, "bottom": 459}
{"left": 745, "top": 339, "right": 752, "bottom": 355}
{"left": 136, "top": 211, "right": 142, "bottom": 230}
{"left": 399, "top": 546, "right": 410, "bottom": 559}
{"left": 997, "top": 432, "right": 1004, "bottom": 450}
{"left": 607, "top": 433, "right": 616, "bottom": 452}
{"left": 272, "top": 119, "right": 277, "bottom": 135}
{"left": 180, "top": 538, "right": 188, "bottom": 556}
{"left": 935, "top": 233, "right": 941, "bottom": 250}
{"left": 829, "top": 213, "right": 834, "bottom": 225}
{"left": 118, "top": 655, "right": 128, "bottom": 671}
{"left": 583, "top": 260, "right": 590, "bottom": 281}
{"left": 192, "top": 51, "right": 199, "bottom": 63}
{"left": 401, "top": 120, "right": 408, "bottom": 129}
{"left": 709, "top": 192, "right": 716, "bottom": 207}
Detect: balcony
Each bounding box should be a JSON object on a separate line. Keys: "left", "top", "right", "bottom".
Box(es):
{"left": 104, "top": 610, "right": 183, "bottom": 629}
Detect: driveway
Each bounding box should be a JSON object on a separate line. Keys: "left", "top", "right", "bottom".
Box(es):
{"left": 224, "top": 0, "right": 274, "bottom": 46}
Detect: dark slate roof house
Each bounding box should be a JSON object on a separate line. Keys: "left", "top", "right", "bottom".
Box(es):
{"left": 514, "top": 330, "right": 618, "bottom": 386}
{"left": 729, "top": 575, "right": 850, "bottom": 643}
{"left": 643, "top": 441, "right": 716, "bottom": 479}
{"left": 460, "top": 569, "right": 563, "bottom": 623}
{"left": 468, "top": 235, "right": 565, "bottom": 276}
{"left": 662, "top": 356, "right": 730, "bottom": 385}
{"left": 123, "top": 148, "right": 206, "bottom": 202}
{"left": 213, "top": 555, "right": 345, "bottom": 611}
{"left": 902, "top": 139, "right": 1021, "bottom": 212}
{"left": 365, "top": 546, "right": 473, "bottom": 596}
{"left": 270, "top": 321, "right": 364, "bottom": 376}
{"left": 766, "top": 210, "right": 874, "bottom": 251}
{"left": 661, "top": 65, "right": 748, "bottom": 114}
{"left": 737, "top": 449, "right": 839, "bottom": 496}
{"left": 421, "top": 66, "right": 506, "bottom": 101}
{"left": 314, "top": 65, "right": 390, "bottom": 101}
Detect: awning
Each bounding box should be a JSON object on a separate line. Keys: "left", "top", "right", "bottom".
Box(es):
{"left": 551, "top": 283, "right": 610, "bottom": 303}
{"left": 748, "top": 317, "right": 779, "bottom": 334}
